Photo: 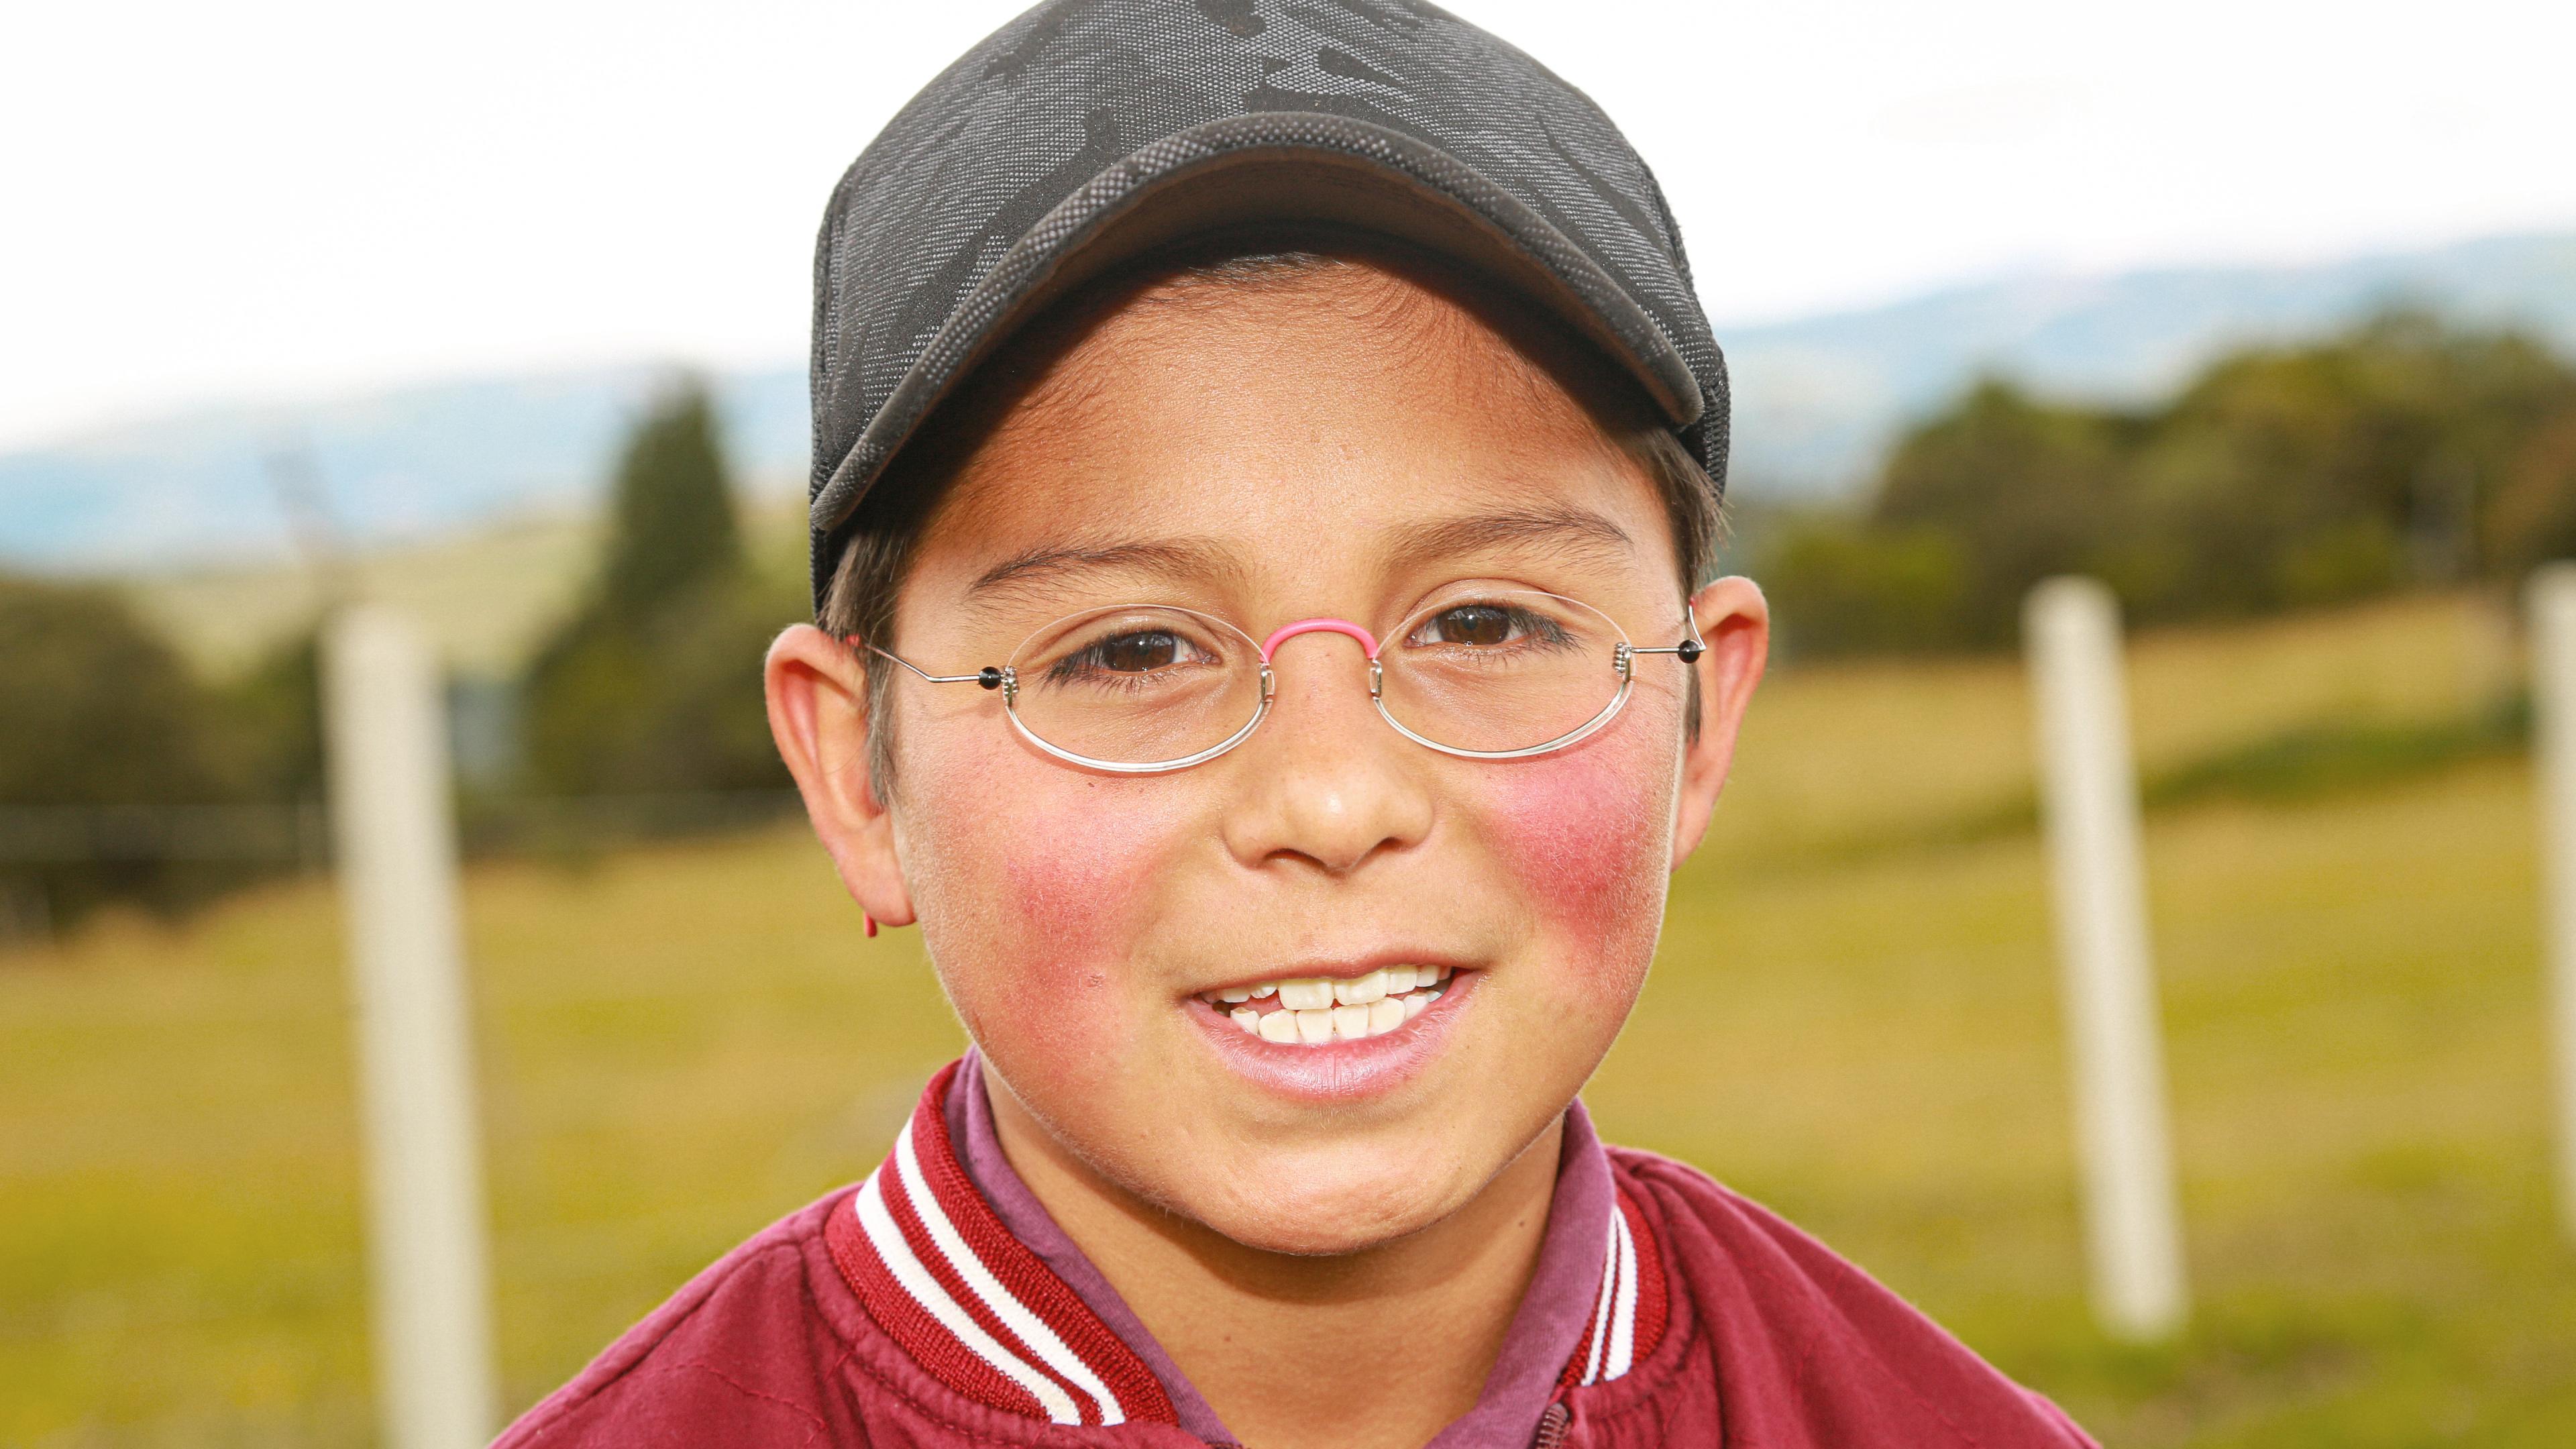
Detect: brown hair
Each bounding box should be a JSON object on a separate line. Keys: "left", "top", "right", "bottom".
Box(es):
{"left": 819, "top": 244, "right": 1722, "bottom": 797}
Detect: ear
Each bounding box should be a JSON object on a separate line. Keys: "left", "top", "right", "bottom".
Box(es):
{"left": 1669, "top": 576, "right": 1769, "bottom": 865}
{"left": 765, "top": 624, "right": 918, "bottom": 928}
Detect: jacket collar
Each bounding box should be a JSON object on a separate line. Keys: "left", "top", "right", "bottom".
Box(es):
{"left": 824, "top": 1059, "right": 1664, "bottom": 1435}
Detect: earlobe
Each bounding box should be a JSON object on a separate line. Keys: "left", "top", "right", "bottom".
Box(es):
{"left": 1668, "top": 577, "right": 1770, "bottom": 865}
{"left": 764, "top": 624, "right": 919, "bottom": 928}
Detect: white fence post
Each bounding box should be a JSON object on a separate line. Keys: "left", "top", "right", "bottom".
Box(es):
{"left": 324, "top": 607, "right": 497, "bottom": 1449}
{"left": 2025, "top": 578, "right": 2189, "bottom": 1341}
{"left": 2528, "top": 563, "right": 2576, "bottom": 1242}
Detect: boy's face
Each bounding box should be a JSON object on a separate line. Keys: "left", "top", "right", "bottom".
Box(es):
{"left": 773, "top": 255, "right": 1765, "bottom": 1254}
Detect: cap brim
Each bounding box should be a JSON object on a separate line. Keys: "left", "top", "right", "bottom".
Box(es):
{"left": 810, "top": 113, "right": 1701, "bottom": 538}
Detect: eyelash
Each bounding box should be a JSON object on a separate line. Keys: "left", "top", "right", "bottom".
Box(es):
{"left": 1406, "top": 602, "right": 1576, "bottom": 651}
{"left": 1047, "top": 631, "right": 1214, "bottom": 686}
{"left": 1033, "top": 593, "right": 1582, "bottom": 688}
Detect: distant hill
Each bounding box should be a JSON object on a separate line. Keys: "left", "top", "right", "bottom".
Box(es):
{"left": 0, "top": 368, "right": 810, "bottom": 573}
{"left": 5, "top": 232, "right": 2573, "bottom": 571}
{"left": 1725, "top": 231, "right": 2576, "bottom": 494}
{"left": 121, "top": 498, "right": 814, "bottom": 680}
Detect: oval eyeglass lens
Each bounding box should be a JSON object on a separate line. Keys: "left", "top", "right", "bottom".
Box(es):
{"left": 1378, "top": 591, "right": 1628, "bottom": 754}
{"left": 1006, "top": 606, "right": 1265, "bottom": 765}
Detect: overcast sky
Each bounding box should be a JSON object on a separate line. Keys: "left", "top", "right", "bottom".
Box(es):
{"left": 3, "top": 0, "right": 2569, "bottom": 452}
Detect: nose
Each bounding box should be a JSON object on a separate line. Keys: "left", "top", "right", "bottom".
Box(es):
{"left": 1220, "top": 626, "right": 1434, "bottom": 875}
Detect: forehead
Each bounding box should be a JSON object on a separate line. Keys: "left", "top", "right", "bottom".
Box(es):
{"left": 902, "top": 252, "right": 1675, "bottom": 619}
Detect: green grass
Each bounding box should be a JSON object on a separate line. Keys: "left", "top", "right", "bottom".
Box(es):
{"left": 1607, "top": 763, "right": 2576, "bottom": 1446}
{"left": 7, "top": 592, "right": 2573, "bottom": 1444}
{"left": 0, "top": 833, "right": 967, "bottom": 1444}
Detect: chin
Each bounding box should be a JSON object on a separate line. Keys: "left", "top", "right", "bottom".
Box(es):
{"left": 1179, "top": 1142, "right": 1484, "bottom": 1256}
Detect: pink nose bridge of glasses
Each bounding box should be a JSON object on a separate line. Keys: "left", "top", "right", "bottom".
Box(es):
{"left": 1260, "top": 618, "right": 1379, "bottom": 662}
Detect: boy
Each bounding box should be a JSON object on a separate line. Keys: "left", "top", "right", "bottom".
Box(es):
{"left": 500, "top": 3, "right": 2096, "bottom": 1446}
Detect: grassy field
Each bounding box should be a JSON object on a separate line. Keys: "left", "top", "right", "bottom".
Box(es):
{"left": 5, "top": 592, "right": 2571, "bottom": 1446}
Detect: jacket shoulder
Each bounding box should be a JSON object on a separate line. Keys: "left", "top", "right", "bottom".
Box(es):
{"left": 495, "top": 1189, "right": 875, "bottom": 1449}
{"left": 1600, "top": 1146, "right": 2096, "bottom": 1449}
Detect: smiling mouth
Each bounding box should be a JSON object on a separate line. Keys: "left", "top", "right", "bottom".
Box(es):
{"left": 1194, "top": 965, "right": 1456, "bottom": 1045}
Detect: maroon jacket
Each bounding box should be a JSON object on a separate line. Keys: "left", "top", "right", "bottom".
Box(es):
{"left": 498, "top": 1059, "right": 2094, "bottom": 1448}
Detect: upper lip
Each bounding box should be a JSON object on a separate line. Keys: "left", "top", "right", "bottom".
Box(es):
{"left": 1189, "top": 950, "right": 1474, "bottom": 996}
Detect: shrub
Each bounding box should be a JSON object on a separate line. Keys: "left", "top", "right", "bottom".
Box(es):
{"left": 0, "top": 577, "right": 245, "bottom": 926}
{"left": 521, "top": 380, "right": 796, "bottom": 797}
{"left": 1747, "top": 313, "right": 2576, "bottom": 657}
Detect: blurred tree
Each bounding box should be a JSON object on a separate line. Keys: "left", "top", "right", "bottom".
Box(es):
{"left": 2487, "top": 409, "right": 2576, "bottom": 576}
{"left": 594, "top": 386, "right": 745, "bottom": 621}
{"left": 215, "top": 629, "right": 325, "bottom": 803}
{"left": 1753, "top": 517, "right": 1968, "bottom": 657}
{"left": 2125, "top": 313, "right": 2573, "bottom": 615}
{"left": 0, "top": 577, "right": 240, "bottom": 926}
{"left": 1754, "top": 312, "right": 2576, "bottom": 657}
{"left": 1872, "top": 380, "right": 2142, "bottom": 645}
{"left": 521, "top": 380, "right": 795, "bottom": 796}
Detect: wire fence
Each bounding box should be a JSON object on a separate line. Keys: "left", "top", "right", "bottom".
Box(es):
{"left": 0, "top": 802, "right": 329, "bottom": 866}
{"left": 0, "top": 792, "right": 808, "bottom": 867}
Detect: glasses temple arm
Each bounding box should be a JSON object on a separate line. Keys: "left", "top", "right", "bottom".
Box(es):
{"left": 861, "top": 641, "right": 1006, "bottom": 690}
{"left": 1626, "top": 619, "right": 1708, "bottom": 663}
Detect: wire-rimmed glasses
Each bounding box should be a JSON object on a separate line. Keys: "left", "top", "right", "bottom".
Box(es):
{"left": 865, "top": 589, "right": 1705, "bottom": 774}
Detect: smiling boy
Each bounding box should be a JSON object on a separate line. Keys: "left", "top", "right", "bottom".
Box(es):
{"left": 498, "top": 4, "right": 2094, "bottom": 1446}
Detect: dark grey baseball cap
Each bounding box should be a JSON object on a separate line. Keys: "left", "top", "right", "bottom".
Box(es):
{"left": 808, "top": 0, "right": 1729, "bottom": 605}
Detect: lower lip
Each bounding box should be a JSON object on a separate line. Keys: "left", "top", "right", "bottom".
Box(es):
{"left": 1185, "top": 973, "right": 1479, "bottom": 1103}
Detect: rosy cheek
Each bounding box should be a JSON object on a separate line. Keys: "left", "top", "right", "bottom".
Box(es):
{"left": 995, "top": 801, "right": 1155, "bottom": 984}
{"left": 1469, "top": 737, "right": 1671, "bottom": 980}
{"left": 911, "top": 749, "right": 1189, "bottom": 1082}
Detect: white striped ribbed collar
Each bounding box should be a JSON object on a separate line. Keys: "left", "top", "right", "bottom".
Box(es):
{"left": 824, "top": 1060, "right": 1664, "bottom": 1436}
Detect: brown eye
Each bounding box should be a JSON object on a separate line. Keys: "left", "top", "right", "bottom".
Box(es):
{"left": 1430, "top": 606, "right": 1514, "bottom": 646}
{"left": 1098, "top": 631, "right": 1181, "bottom": 672}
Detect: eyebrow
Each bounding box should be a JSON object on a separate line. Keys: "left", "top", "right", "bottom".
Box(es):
{"left": 1381, "top": 506, "right": 1638, "bottom": 576}
{"left": 963, "top": 504, "right": 1635, "bottom": 608}
{"left": 968, "top": 535, "right": 1250, "bottom": 604}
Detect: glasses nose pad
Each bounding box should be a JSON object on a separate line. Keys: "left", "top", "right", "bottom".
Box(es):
{"left": 1259, "top": 663, "right": 1276, "bottom": 704}
{"left": 1368, "top": 658, "right": 1385, "bottom": 700}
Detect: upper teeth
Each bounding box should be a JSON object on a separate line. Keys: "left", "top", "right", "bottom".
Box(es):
{"left": 1205, "top": 967, "right": 1451, "bottom": 1044}
{"left": 1277, "top": 979, "right": 1334, "bottom": 1010}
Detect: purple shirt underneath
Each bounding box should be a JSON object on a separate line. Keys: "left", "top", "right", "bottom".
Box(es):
{"left": 945, "top": 1049, "right": 1613, "bottom": 1447}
